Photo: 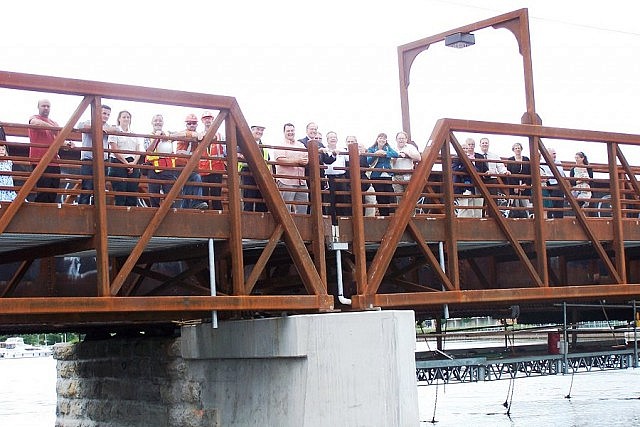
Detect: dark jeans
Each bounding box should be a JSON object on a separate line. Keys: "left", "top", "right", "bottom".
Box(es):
{"left": 35, "top": 165, "right": 60, "bottom": 203}
{"left": 324, "top": 174, "right": 351, "bottom": 221}
{"left": 241, "top": 166, "right": 267, "bottom": 212}
{"left": 181, "top": 171, "right": 204, "bottom": 209}
{"left": 78, "top": 161, "right": 108, "bottom": 205}
{"left": 548, "top": 186, "right": 564, "bottom": 218}
{"left": 108, "top": 158, "right": 140, "bottom": 206}
{"left": 202, "top": 172, "right": 223, "bottom": 210}
{"left": 148, "top": 169, "right": 178, "bottom": 207}
{"left": 372, "top": 176, "right": 394, "bottom": 216}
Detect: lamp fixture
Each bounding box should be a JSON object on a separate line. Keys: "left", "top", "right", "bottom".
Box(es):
{"left": 444, "top": 32, "right": 475, "bottom": 49}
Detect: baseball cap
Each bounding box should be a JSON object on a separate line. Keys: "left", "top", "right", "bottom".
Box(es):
{"left": 201, "top": 110, "right": 214, "bottom": 119}
{"left": 185, "top": 113, "right": 198, "bottom": 122}
{"left": 250, "top": 125, "right": 266, "bottom": 130}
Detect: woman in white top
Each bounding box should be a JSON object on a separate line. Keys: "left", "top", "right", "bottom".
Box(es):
{"left": 391, "top": 131, "right": 421, "bottom": 203}
{"left": 570, "top": 151, "right": 593, "bottom": 209}
{"left": 108, "top": 110, "right": 144, "bottom": 206}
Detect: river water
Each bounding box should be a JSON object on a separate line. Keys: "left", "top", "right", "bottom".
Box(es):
{"left": 0, "top": 357, "right": 56, "bottom": 426}
{"left": 0, "top": 356, "right": 639, "bottom": 426}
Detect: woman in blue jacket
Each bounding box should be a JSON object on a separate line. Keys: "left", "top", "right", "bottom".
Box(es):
{"left": 367, "top": 133, "right": 398, "bottom": 216}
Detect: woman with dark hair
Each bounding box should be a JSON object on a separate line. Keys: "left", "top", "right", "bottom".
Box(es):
{"left": 506, "top": 142, "right": 531, "bottom": 217}
{"left": 366, "top": 133, "right": 398, "bottom": 216}
{"left": 108, "top": 110, "right": 143, "bottom": 206}
{"left": 570, "top": 151, "right": 593, "bottom": 209}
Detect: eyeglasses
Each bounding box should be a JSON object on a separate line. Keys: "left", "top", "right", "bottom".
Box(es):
{"left": 186, "top": 122, "right": 198, "bottom": 125}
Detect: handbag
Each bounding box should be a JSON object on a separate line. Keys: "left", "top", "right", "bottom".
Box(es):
{"left": 508, "top": 198, "right": 528, "bottom": 218}
{"left": 366, "top": 157, "right": 379, "bottom": 179}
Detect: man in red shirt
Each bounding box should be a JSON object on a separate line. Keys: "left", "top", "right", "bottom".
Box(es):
{"left": 29, "top": 99, "right": 72, "bottom": 203}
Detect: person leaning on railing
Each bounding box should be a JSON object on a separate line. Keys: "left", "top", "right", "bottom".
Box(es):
{"left": 28, "top": 98, "right": 75, "bottom": 203}
{"left": 238, "top": 125, "right": 269, "bottom": 213}
{"left": 107, "top": 110, "right": 143, "bottom": 207}
{"left": 197, "top": 111, "right": 225, "bottom": 210}
{"left": 77, "top": 105, "right": 114, "bottom": 205}
{"left": 273, "top": 123, "right": 308, "bottom": 214}
{"left": 366, "top": 132, "right": 399, "bottom": 217}
{"left": 145, "top": 114, "right": 178, "bottom": 208}
{"left": 391, "top": 131, "right": 421, "bottom": 205}
{"left": 570, "top": 151, "right": 593, "bottom": 210}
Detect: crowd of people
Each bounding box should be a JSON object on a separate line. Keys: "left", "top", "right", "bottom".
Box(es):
{"left": 452, "top": 137, "right": 595, "bottom": 219}
{"left": 0, "top": 98, "right": 598, "bottom": 219}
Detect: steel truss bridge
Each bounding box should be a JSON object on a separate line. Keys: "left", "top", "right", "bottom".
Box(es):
{"left": 416, "top": 349, "right": 639, "bottom": 384}
{"left": 0, "top": 64, "right": 639, "bottom": 332}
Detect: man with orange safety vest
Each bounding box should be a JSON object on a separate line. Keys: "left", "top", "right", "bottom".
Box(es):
{"left": 196, "top": 111, "right": 225, "bottom": 210}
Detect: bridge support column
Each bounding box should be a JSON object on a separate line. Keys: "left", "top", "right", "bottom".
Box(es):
{"left": 55, "top": 311, "right": 418, "bottom": 426}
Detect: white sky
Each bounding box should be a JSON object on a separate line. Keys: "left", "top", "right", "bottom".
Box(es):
{"left": 1, "top": 0, "right": 639, "bottom": 164}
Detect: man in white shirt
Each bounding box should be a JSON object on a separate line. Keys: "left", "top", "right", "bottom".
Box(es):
{"left": 479, "top": 137, "right": 510, "bottom": 217}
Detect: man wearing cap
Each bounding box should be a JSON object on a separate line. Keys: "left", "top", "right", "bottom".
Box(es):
{"left": 169, "top": 114, "right": 208, "bottom": 210}
{"left": 196, "top": 111, "right": 225, "bottom": 210}
{"left": 238, "top": 125, "right": 269, "bottom": 212}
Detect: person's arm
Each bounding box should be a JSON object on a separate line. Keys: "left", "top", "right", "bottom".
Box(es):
{"left": 29, "top": 116, "right": 54, "bottom": 127}
{"left": 385, "top": 146, "right": 399, "bottom": 158}
{"left": 403, "top": 145, "right": 421, "bottom": 162}
{"left": 130, "top": 137, "right": 143, "bottom": 165}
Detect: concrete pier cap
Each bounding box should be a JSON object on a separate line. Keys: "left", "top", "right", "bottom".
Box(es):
{"left": 181, "top": 310, "right": 419, "bottom": 426}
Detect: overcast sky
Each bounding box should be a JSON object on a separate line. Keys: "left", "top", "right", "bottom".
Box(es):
{"left": 1, "top": 0, "right": 639, "bottom": 164}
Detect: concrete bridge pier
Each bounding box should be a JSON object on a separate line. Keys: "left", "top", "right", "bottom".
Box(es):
{"left": 55, "top": 311, "right": 418, "bottom": 426}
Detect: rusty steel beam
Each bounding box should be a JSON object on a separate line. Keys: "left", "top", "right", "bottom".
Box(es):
{"left": 0, "top": 237, "right": 94, "bottom": 264}
{"left": 445, "top": 118, "right": 640, "bottom": 146}
{"left": 245, "top": 224, "right": 284, "bottom": 295}
{"left": 406, "top": 220, "right": 454, "bottom": 291}
{"left": 226, "top": 118, "right": 245, "bottom": 296}
{"left": 607, "top": 142, "right": 626, "bottom": 282}
{"left": 307, "top": 141, "right": 327, "bottom": 288}
{"left": 347, "top": 143, "right": 367, "bottom": 294}
{"left": 0, "top": 260, "right": 33, "bottom": 298}
{"left": 0, "top": 295, "right": 336, "bottom": 314}
{"left": 0, "top": 70, "right": 236, "bottom": 110}
{"left": 440, "top": 136, "right": 460, "bottom": 290}
{"left": 364, "top": 284, "right": 640, "bottom": 308}
{"left": 91, "top": 97, "right": 111, "bottom": 296}
{"left": 529, "top": 136, "right": 549, "bottom": 283}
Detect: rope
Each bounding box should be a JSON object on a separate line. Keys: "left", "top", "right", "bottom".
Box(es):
{"left": 430, "top": 378, "right": 439, "bottom": 424}
{"left": 565, "top": 371, "right": 575, "bottom": 399}
{"left": 600, "top": 300, "right": 618, "bottom": 341}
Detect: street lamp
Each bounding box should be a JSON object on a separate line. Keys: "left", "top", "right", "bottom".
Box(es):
{"left": 398, "top": 8, "right": 539, "bottom": 138}
{"left": 444, "top": 32, "right": 475, "bottom": 49}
